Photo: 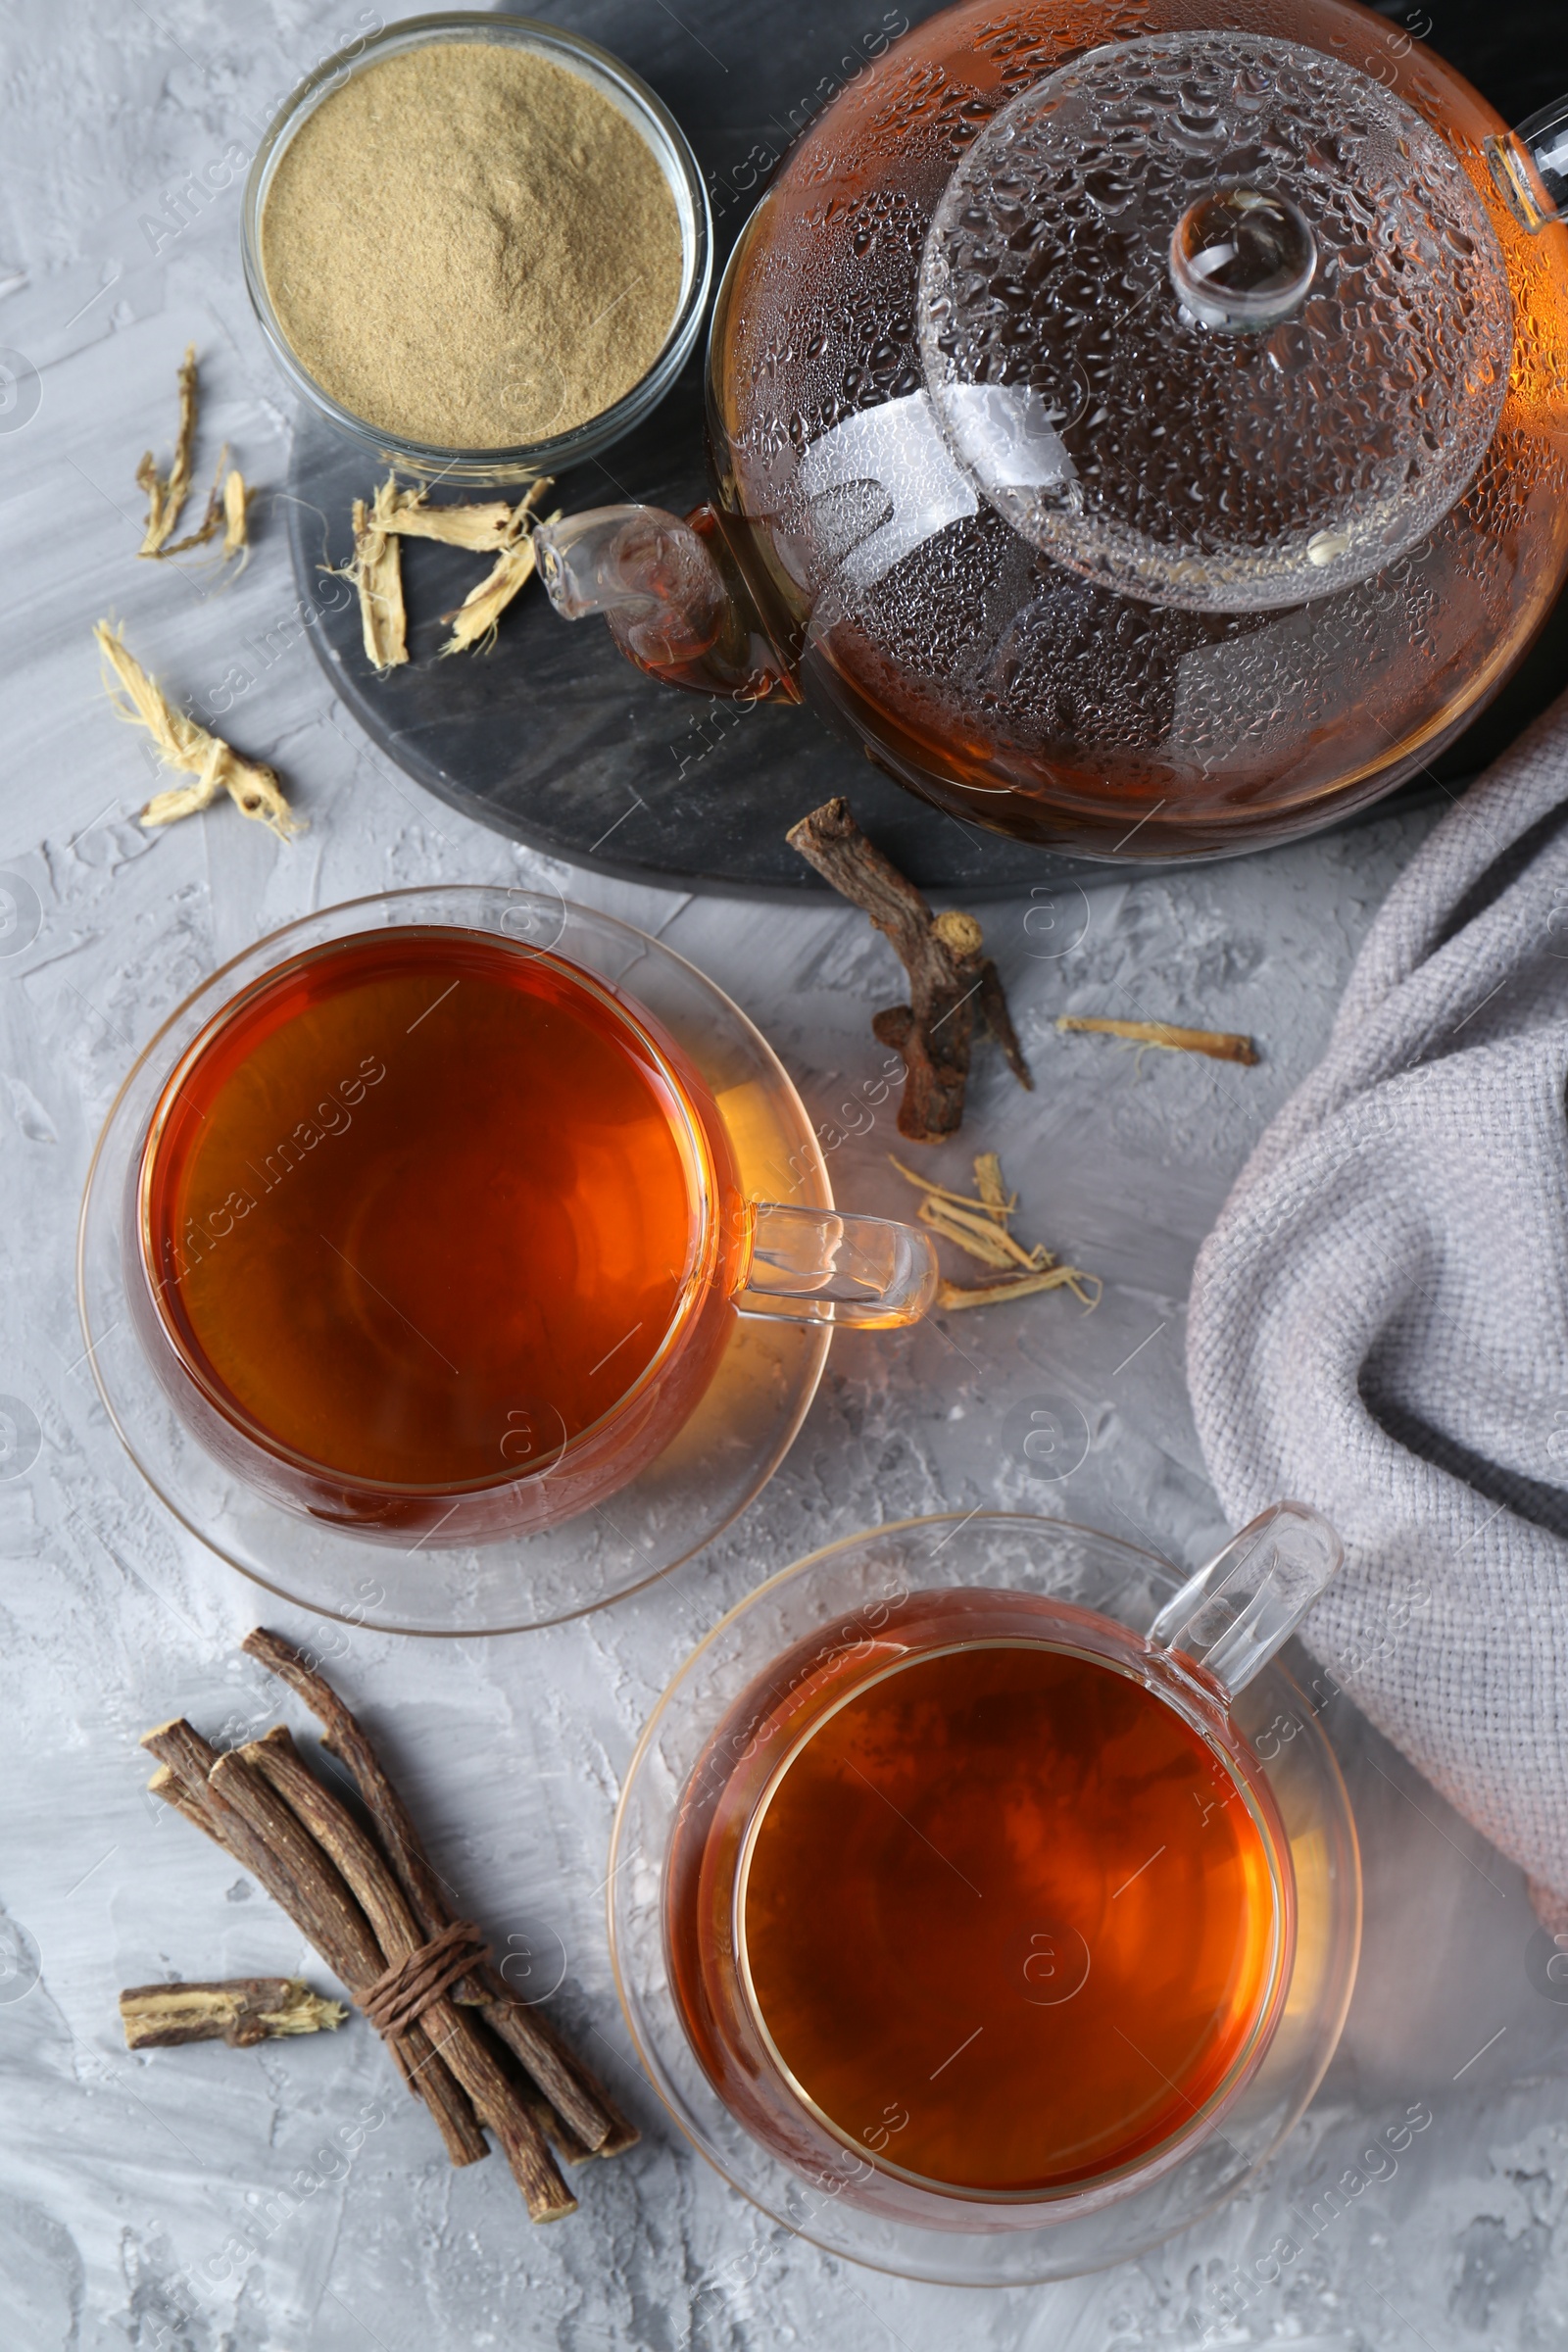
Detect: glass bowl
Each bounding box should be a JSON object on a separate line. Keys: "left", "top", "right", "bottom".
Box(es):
{"left": 609, "top": 1513, "right": 1362, "bottom": 2285}
{"left": 77, "top": 887, "right": 830, "bottom": 1635}
{"left": 240, "top": 13, "right": 713, "bottom": 487}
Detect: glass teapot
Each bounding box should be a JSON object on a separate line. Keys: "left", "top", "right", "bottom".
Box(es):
{"left": 536, "top": 1, "right": 1568, "bottom": 861}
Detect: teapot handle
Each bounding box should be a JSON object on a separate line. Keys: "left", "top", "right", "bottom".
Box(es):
{"left": 1487, "top": 99, "right": 1568, "bottom": 235}
{"left": 534, "top": 503, "right": 798, "bottom": 704}
{"left": 1148, "top": 1501, "right": 1344, "bottom": 1701}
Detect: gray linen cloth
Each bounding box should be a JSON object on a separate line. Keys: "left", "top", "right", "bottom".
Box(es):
{"left": 1188, "top": 693, "right": 1568, "bottom": 1913}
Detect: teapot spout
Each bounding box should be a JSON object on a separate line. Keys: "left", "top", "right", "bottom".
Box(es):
{"left": 1487, "top": 99, "right": 1568, "bottom": 234}
{"left": 533, "top": 504, "right": 799, "bottom": 703}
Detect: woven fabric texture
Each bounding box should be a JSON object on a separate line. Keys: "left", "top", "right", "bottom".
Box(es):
{"left": 1189, "top": 692, "right": 1568, "bottom": 1909}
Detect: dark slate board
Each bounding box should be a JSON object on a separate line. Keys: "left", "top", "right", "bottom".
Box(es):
{"left": 284, "top": 0, "right": 1568, "bottom": 899}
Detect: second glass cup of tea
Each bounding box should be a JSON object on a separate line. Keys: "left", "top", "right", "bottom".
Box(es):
{"left": 659, "top": 1502, "right": 1348, "bottom": 2235}
{"left": 123, "top": 889, "right": 937, "bottom": 1545}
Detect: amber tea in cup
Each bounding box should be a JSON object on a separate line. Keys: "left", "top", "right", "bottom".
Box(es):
{"left": 130, "top": 923, "right": 937, "bottom": 1544}
{"left": 663, "top": 1518, "right": 1349, "bottom": 2223}
{"left": 132, "top": 926, "right": 745, "bottom": 1536}
{"left": 737, "top": 1637, "right": 1280, "bottom": 2194}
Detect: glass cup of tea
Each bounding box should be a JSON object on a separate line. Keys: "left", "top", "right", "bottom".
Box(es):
{"left": 104, "top": 887, "right": 936, "bottom": 1554}
{"left": 611, "top": 1508, "right": 1360, "bottom": 2281}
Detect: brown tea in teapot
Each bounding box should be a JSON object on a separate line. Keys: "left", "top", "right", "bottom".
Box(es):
{"left": 540, "top": 0, "right": 1568, "bottom": 859}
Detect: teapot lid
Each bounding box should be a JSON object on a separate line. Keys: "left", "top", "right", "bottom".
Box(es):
{"left": 918, "top": 31, "right": 1512, "bottom": 613}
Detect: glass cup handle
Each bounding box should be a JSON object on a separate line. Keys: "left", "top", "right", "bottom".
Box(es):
{"left": 734, "top": 1201, "right": 938, "bottom": 1329}
{"left": 1147, "top": 1501, "right": 1344, "bottom": 1702}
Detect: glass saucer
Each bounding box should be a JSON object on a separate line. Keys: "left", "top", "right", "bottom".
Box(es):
{"left": 76, "top": 886, "right": 830, "bottom": 1635}
{"left": 608, "top": 1513, "right": 1361, "bottom": 2285}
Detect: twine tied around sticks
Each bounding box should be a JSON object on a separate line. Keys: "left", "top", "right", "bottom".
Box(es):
{"left": 359, "top": 1920, "right": 490, "bottom": 2041}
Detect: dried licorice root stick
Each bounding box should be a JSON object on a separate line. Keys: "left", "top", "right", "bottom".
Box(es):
{"left": 377, "top": 482, "right": 522, "bottom": 552}
{"left": 135, "top": 347, "right": 253, "bottom": 567}
{"left": 890, "top": 1153, "right": 1048, "bottom": 1272}
{"left": 241, "top": 1725, "right": 598, "bottom": 2180}
{"left": 891, "top": 1151, "right": 1102, "bottom": 1313}
{"left": 208, "top": 1740, "right": 574, "bottom": 2223}
{"left": 343, "top": 479, "right": 409, "bottom": 672}
{"left": 1056, "top": 1015, "right": 1259, "bottom": 1065}
{"left": 95, "top": 622, "right": 303, "bottom": 842}
{"left": 439, "top": 478, "right": 559, "bottom": 657}
{"left": 156, "top": 447, "right": 227, "bottom": 558}
{"left": 242, "top": 1627, "right": 636, "bottom": 2161}
{"left": 341, "top": 473, "right": 556, "bottom": 667}
{"left": 120, "top": 1979, "right": 346, "bottom": 2050}
{"left": 787, "top": 797, "right": 1031, "bottom": 1143}
{"left": 937, "top": 1262, "right": 1100, "bottom": 1312}
{"left": 220, "top": 467, "right": 252, "bottom": 563}
{"left": 142, "top": 1728, "right": 487, "bottom": 2170}
{"left": 137, "top": 344, "right": 199, "bottom": 555}
{"left": 345, "top": 474, "right": 559, "bottom": 659}
{"left": 159, "top": 446, "right": 254, "bottom": 567}
{"left": 438, "top": 540, "right": 540, "bottom": 656}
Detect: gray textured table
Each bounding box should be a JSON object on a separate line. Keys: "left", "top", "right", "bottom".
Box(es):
{"left": 1, "top": 5, "right": 1564, "bottom": 2349}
